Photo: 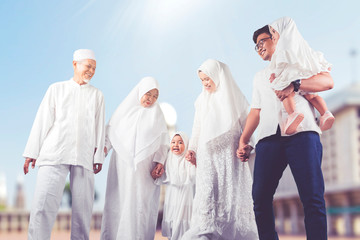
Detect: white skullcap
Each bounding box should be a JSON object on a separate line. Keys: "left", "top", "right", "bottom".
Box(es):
{"left": 73, "top": 49, "right": 96, "bottom": 61}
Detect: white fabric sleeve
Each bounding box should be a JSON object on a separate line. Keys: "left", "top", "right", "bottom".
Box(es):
{"left": 154, "top": 171, "right": 167, "bottom": 185}
{"left": 250, "top": 75, "right": 261, "bottom": 109}
{"left": 188, "top": 109, "right": 201, "bottom": 152}
{"left": 93, "top": 93, "right": 106, "bottom": 164}
{"left": 189, "top": 164, "right": 196, "bottom": 184}
{"left": 23, "top": 85, "right": 56, "bottom": 159}
{"left": 153, "top": 145, "right": 168, "bottom": 164}
{"left": 104, "top": 125, "right": 113, "bottom": 156}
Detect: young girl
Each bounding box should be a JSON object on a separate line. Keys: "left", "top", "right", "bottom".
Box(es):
{"left": 155, "top": 132, "right": 196, "bottom": 240}
{"left": 182, "top": 59, "right": 258, "bottom": 240}
{"left": 268, "top": 16, "right": 335, "bottom": 135}
{"left": 100, "top": 77, "right": 169, "bottom": 240}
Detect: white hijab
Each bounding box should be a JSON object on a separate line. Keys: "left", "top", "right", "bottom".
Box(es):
{"left": 195, "top": 59, "right": 249, "bottom": 143}
{"left": 269, "top": 16, "right": 332, "bottom": 90}
{"left": 107, "top": 77, "right": 169, "bottom": 170}
{"left": 164, "top": 132, "right": 194, "bottom": 186}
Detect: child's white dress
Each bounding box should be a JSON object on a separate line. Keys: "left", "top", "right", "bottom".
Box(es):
{"left": 157, "top": 132, "right": 196, "bottom": 240}
{"left": 269, "top": 16, "right": 332, "bottom": 91}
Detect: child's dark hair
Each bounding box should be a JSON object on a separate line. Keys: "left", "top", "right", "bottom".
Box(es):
{"left": 253, "top": 25, "right": 271, "bottom": 43}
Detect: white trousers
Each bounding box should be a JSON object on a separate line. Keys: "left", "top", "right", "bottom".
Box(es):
{"left": 28, "top": 165, "right": 94, "bottom": 240}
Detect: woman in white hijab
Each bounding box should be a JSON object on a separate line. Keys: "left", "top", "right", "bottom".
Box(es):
{"left": 181, "top": 59, "right": 258, "bottom": 240}
{"left": 100, "top": 77, "right": 169, "bottom": 240}
{"left": 156, "top": 131, "right": 196, "bottom": 240}
{"left": 268, "top": 16, "right": 334, "bottom": 134}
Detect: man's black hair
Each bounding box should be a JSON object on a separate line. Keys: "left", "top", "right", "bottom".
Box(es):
{"left": 253, "top": 25, "right": 271, "bottom": 44}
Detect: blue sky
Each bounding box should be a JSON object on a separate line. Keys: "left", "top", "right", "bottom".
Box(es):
{"left": 0, "top": 0, "right": 359, "bottom": 211}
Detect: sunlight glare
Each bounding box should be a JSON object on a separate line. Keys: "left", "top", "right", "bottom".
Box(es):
{"left": 143, "top": 0, "right": 204, "bottom": 30}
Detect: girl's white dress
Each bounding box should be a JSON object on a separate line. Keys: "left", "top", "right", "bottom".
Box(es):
{"left": 269, "top": 16, "right": 332, "bottom": 91}
{"left": 157, "top": 132, "right": 196, "bottom": 240}
{"left": 182, "top": 59, "right": 258, "bottom": 240}
{"left": 100, "top": 77, "right": 169, "bottom": 240}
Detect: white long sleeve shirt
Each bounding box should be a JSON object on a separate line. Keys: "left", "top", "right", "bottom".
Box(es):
{"left": 251, "top": 67, "right": 321, "bottom": 142}
{"left": 23, "top": 79, "right": 106, "bottom": 171}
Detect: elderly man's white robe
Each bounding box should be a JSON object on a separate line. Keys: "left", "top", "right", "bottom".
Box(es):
{"left": 23, "top": 79, "right": 105, "bottom": 240}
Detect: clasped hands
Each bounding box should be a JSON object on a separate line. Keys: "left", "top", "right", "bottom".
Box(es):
{"left": 150, "top": 150, "right": 197, "bottom": 180}
{"left": 236, "top": 143, "right": 254, "bottom": 162}
{"left": 151, "top": 163, "right": 164, "bottom": 180}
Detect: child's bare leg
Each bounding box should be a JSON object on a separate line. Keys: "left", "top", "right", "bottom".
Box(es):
{"left": 283, "top": 92, "right": 304, "bottom": 135}
{"left": 304, "top": 94, "right": 327, "bottom": 115}
{"left": 283, "top": 92, "right": 296, "bottom": 115}
{"left": 304, "top": 94, "right": 335, "bottom": 131}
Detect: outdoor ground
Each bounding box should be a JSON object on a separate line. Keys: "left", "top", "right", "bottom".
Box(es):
{"left": 0, "top": 231, "right": 359, "bottom": 240}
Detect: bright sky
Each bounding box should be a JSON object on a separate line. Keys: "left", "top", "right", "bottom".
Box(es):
{"left": 1, "top": 0, "right": 359, "bottom": 211}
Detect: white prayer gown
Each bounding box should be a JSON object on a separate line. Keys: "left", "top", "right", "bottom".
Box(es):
{"left": 156, "top": 132, "right": 196, "bottom": 240}
{"left": 182, "top": 59, "right": 258, "bottom": 240}
{"left": 100, "top": 77, "right": 169, "bottom": 240}
{"left": 269, "top": 17, "right": 332, "bottom": 91}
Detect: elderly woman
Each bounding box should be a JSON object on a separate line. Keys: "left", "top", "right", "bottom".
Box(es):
{"left": 100, "top": 77, "right": 169, "bottom": 240}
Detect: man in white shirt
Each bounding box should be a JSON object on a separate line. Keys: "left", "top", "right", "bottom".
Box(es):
{"left": 23, "top": 49, "right": 105, "bottom": 240}
{"left": 237, "top": 26, "right": 334, "bottom": 240}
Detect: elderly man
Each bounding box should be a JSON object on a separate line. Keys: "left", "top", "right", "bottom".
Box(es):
{"left": 237, "top": 25, "right": 333, "bottom": 240}
{"left": 23, "top": 49, "right": 105, "bottom": 240}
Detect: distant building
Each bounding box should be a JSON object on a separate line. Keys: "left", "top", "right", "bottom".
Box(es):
{"left": 273, "top": 83, "right": 360, "bottom": 237}
{"left": 14, "top": 175, "right": 25, "bottom": 210}
{"left": 0, "top": 173, "right": 7, "bottom": 210}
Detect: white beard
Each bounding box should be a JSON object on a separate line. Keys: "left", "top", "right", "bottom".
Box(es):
{"left": 83, "top": 79, "right": 90, "bottom": 84}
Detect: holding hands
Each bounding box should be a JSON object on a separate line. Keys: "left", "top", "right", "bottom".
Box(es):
{"left": 185, "top": 150, "right": 197, "bottom": 166}
{"left": 151, "top": 163, "right": 164, "bottom": 180}
{"left": 236, "top": 142, "right": 254, "bottom": 162}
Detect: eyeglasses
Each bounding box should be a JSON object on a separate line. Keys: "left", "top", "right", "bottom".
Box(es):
{"left": 255, "top": 37, "right": 272, "bottom": 52}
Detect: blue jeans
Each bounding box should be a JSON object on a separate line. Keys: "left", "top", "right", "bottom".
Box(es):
{"left": 252, "top": 128, "right": 327, "bottom": 240}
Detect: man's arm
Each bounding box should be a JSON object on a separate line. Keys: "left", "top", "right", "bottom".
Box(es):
{"left": 23, "top": 85, "right": 56, "bottom": 174}
{"left": 275, "top": 71, "right": 334, "bottom": 101}
{"left": 236, "top": 108, "right": 260, "bottom": 161}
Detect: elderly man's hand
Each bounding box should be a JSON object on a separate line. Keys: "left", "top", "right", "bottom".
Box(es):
{"left": 24, "top": 158, "right": 36, "bottom": 175}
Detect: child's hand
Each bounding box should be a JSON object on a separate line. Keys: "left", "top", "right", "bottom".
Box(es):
{"left": 185, "top": 150, "right": 196, "bottom": 166}
{"left": 151, "top": 163, "right": 164, "bottom": 180}
{"left": 269, "top": 73, "right": 276, "bottom": 83}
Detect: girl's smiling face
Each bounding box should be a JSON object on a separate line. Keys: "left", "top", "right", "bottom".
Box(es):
{"left": 170, "top": 135, "right": 185, "bottom": 155}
